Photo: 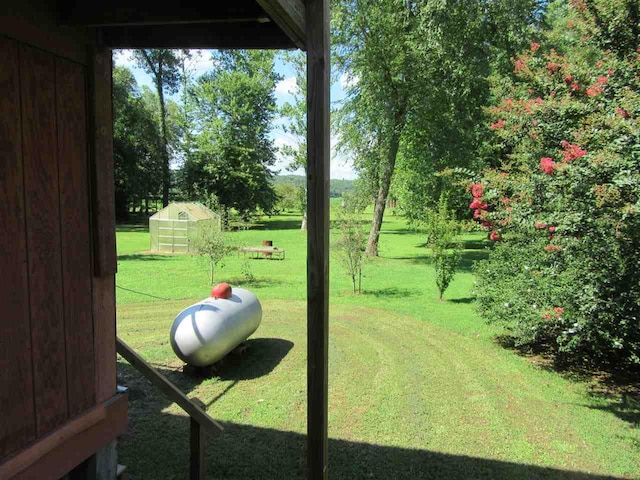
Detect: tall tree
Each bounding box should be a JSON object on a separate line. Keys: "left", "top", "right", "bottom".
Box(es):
{"left": 333, "top": 0, "right": 414, "bottom": 255}
{"left": 112, "top": 65, "right": 163, "bottom": 219}
{"left": 132, "top": 49, "right": 185, "bottom": 207}
{"left": 279, "top": 51, "right": 309, "bottom": 230}
{"left": 182, "top": 50, "right": 281, "bottom": 219}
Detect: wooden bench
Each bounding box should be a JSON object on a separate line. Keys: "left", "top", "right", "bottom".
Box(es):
{"left": 238, "top": 246, "right": 286, "bottom": 260}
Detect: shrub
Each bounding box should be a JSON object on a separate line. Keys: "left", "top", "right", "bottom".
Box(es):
{"left": 193, "top": 223, "right": 232, "bottom": 285}
{"left": 473, "top": 0, "right": 640, "bottom": 366}
{"left": 334, "top": 207, "right": 367, "bottom": 293}
{"left": 426, "top": 194, "right": 462, "bottom": 301}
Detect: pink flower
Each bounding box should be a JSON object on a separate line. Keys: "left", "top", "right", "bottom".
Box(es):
{"left": 607, "top": 69, "right": 614, "bottom": 76}
{"left": 473, "top": 209, "right": 485, "bottom": 219}
{"left": 553, "top": 306, "right": 564, "bottom": 317}
{"left": 597, "top": 76, "right": 608, "bottom": 85}
{"left": 586, "top": 84, "right": 603, "bottom": 97}
{"left": 540, "top": 157, "right": 557, "bottom": 175}
{"left": 481, "top": 220, "right": 493, "bottom": 230}
{"left": 534, "top": 221, "right": 548, "bottom": 230}
{"left": 542, "top": 313, "right": 552, "bottom": 321}
{"left": 502, "top": 197, "right": 511, "bottom": 205}
{"left": 470, "top": 183, "right": 484, "bottom": 198}
{"left": 547, "top": 62, "right": 560, "bottom": 73}
{"left": 562, "top": 142, "right": 587, "bottom": 162}
{"left": 489, "top": 231, "right": 502, "bottom": 241}
{"left": 564, "top": 74, "right": 574, "bottom": 83}
{"left": 531, "top": 42, "right": 541, "bottom": 52}
{"left": 548, "top": 225, "right": 556, "bottom": 233}
{"left": 617, "top": 107, "right": 630, "bottom": 119}
{"left": 570, "top": 83, "right": 580, "bottom": 92}
{"left": 490, "top": 119, "right": 505, "bottom": 130}
{"left": 514, "top": 59, "right": 528, "bottom": 74}
{"left": 469, "top": 198, "right": 487, "bottom": 210}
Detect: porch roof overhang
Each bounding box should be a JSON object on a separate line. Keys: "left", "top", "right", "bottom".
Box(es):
{"left": 57, "top": 0, "right": 306, "bottom": 49}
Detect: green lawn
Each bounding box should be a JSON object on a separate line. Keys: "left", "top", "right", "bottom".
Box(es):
{"left": 116, "top": 207, "right": 640, "bottom": 479}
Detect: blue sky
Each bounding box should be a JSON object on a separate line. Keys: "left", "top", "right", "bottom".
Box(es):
{"left": 114, "top": 50, "right": 357, "bottom": 180}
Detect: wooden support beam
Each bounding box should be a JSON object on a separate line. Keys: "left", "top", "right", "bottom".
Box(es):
{"left": 58, "top": 0, "right": 266, "bottom": 26}
{"left": 189, "top": 400, "right": 206, "bottom": 480}
{"left": 116, "top": 338, "right": 224, "bottom": 435}
{"left": 305, "top": 0, "right": 330, "bottom": 478}
{"left": 89, "top": 47, "right": 117, "bottom": 278}
{"left": 256, "top": 0, "right": 305, "bottom": 49}
{"left": 100, "top": 22, "right": 296, "bottom": 49}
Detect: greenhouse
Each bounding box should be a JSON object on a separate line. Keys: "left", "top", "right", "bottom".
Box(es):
{"left": 149, "top": 202, "right": 221, "bottom": 253}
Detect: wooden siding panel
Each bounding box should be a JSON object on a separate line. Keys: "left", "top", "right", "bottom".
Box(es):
{"left": 20, "top": 44, "right": 69, "bottom": 436}
{"left": 0, "top": 35, "right": 36, "bottom": 460}
{"left": 56, "top": 57, "right": 95, "bottom": 417}
{"left": 93, "top": 276, "right": 116, "bottom": 403}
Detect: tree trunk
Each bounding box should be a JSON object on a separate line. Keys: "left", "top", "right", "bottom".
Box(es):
{"left": 365, "top": 125, "right": 403, "bottom": 256}
{"left": 157, "top": 73, "right": 170, "bottom": 208}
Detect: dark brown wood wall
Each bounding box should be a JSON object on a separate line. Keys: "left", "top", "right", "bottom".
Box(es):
{"left": 0, "top": 35, "right": 97, "bottom": 460}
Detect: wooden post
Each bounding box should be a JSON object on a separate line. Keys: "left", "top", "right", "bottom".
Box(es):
{"left": 190, "top": 417, "right": 205, "bottom": 480}
{"left": 306, "top": 0, "right": 330, "bottom": 478}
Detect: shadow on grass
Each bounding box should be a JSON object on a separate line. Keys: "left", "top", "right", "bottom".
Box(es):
{"left": 449, "top": 297, "right": 475, "bottom": 304}
{"left": 118, "top": 336, "right": 294, "bottom": 408}
{"left": 117, "top": 357, "right": 627, "bottom": 480}
{"left": 116, "top": 223, "right": 149, "bottom": 233}
{"left": 118, "top": 254, "right": 172, "bottom": 262}
{"left": 457, "top": 250, "right": 490, "bottom": 272}
{"left": 493, "top": 335, "right": 640, "bottom": 432}
{"left": 364, "top": 287, "right": 417, "bottom": 298}
{"left": 226, "top": 277, "right": 285, "bottom": 289}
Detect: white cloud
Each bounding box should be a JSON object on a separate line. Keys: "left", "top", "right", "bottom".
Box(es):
{"left": 276, "top": 76, "right": 297, "bottom": 95}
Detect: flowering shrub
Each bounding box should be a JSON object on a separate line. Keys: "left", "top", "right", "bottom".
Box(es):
{"left": 473, "top": 0, "right": 640, "bottom": 366}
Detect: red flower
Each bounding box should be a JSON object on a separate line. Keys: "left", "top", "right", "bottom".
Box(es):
{"left": 473, "top": 209, "right": 485, "bottom": 219}
{"left": 617, "top": 107, "right": 630, "bottom": 119}
{"left": 530, "top": 42, "right": 541, "bottom": 52}
{"left": 597, "top": 76, "right": 608, "bottom": 85}
{"left": 540, "top": 157, "right": 557, "bottom": 175}
{"left": 469, "top": 198, "right": 487, "bottom": 210}
{"left": 489, "top": 231, "right": 502, "bottom": 241}
{"left": 514, "top": 59, "right": 528, "bottom": 74}
{"left": 534, "top": 221, "right": 548, "bottom": 230}
{"left": 542, "top": 313, "right": 552, "bottom": 321}
{"left": 481, "top": 220, "right": 493, "bottom": 230}
{"left": 548, "top": 225, "right": 556, "bottom": 233}
{"left": 553, "top": 307, "right": 564, "bottom": 317}
{"left": 607, "top": 69, "right": 614, "bottom": 76}
{"left": 570, "top": 83, "right": 580, "bottom": 92}
{"left": 547, "top": 62, "right": 560, "bottom": 73}
{"left": 490, "top": 119, "right": 505, "bottom": 130}
{"left": 586, "top": 84, "right": 603, "bottom": 97}
{"left": 470, "top": 183, "right": 484, "bottom": 198}
{"left": 561, "top": 142, "right": 587, "bottom": 162}
{"left": 564, "top": 74, "right": 574, "bottom": 83}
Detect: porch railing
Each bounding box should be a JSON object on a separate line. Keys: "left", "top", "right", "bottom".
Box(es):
{"left": 116, "top": 337, "right": 224, "bottom": 480}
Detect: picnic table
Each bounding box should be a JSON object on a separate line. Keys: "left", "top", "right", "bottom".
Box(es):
{"left": 238, "top": 246, "right": 286, "bottom": 260}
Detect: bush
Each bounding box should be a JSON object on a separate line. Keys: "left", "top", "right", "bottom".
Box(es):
{"left": 472, "top": 0, "right": 640, "bottom": 366}
{"left": 334, "top": 207, "right": 367, "bottom": 293}
{"left": 426, "top": 194, "right": 462, "bottom": 301}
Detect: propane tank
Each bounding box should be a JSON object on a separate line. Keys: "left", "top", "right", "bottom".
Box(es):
{"left": 170, "top": 285, "right": 262, "bottom": 367}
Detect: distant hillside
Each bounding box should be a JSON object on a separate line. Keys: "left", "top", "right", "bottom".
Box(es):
{"left": 273, "top": 175, "right": 356, "bottom": 198}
